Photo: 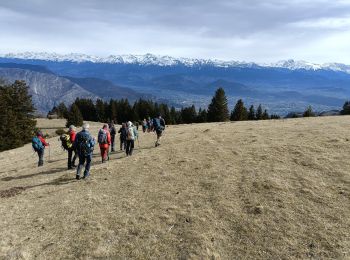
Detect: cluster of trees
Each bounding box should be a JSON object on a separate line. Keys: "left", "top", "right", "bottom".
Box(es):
{"left": 341, "top": 101, "right": 350, "bottom": 115}
{"left": 0, "top": 80, "right": 36, "bottom": 152}
{"left": 49, "top": 88, "right": 278, "bottom": 127}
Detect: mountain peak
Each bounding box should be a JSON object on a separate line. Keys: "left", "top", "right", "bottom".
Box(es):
{"left": 1, "top": 52, "right": 350, "bottom": 74}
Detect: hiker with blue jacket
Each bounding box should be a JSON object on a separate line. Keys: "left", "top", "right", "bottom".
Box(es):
{"left": 74, "top": 123, "right": 95, "bottom": 180}
{"left": 153, "top": 115, "right": 166, "bottom": 147}
{"left": 32, "top": 130, "right": 49, "bottom": 167}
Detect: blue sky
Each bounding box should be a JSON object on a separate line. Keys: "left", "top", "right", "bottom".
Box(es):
{"left": 1, "top": 0, "right": 350, "bottom": 63}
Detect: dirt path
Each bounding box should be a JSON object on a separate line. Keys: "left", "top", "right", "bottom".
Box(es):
{"left": 0, "top": 117, "right": 349, "bottom": 259}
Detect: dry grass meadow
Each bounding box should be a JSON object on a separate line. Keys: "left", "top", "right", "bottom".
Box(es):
{"left": 0, "top": 117, "right": 349, "bottom": 259}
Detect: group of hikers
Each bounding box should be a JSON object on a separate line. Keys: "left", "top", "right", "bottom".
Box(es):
{"left": 32, "top": 115, "right": 166, "bottom": 180}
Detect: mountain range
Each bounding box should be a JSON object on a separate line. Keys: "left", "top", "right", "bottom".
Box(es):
{"left": 1, "top": 52, "right": 350, "bottom": 115}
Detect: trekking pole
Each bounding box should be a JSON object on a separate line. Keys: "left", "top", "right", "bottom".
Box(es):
{"left": 48, "top": 145, "right": 51, "bottom": 162}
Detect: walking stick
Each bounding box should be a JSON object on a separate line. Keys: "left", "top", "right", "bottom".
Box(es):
{"left": 48, "top": 145, "right": 51, "bottom": 162}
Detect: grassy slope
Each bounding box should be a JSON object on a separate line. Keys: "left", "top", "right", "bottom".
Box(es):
{"left": 0, "top": 117, "right": 349, "bottom": 259}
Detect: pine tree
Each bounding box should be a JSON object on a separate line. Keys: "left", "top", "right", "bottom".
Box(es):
{"left": 95, "top": 99, "right": 106, "bottom": 122}
{"left": 181, "top": 105, "right": 197, "bottom": 124}
{"left": 341, "top": 101, "right": 350, "bottom": 115}
{"left": 197, "top": 108, "right": 207, "bottom": 123}
{"left": 230, "top": 99, "right": 248, "bottom": 121}
{"left": 303, "top": 106, "right": 315, "bottom": 117}
{"left": 256, "top": 104, "right": 263, "bottom": 120}
{"left": 0, "top": 80, "right": 36, "bottom": 151}
{"left": 262, "top": 109, "right": 269, "bottom": 120}
{"left": 207, "top": 88, "right": 229, "bottom": 122}
{"left": 57, "top": 102, "right": 68, "bottom": 118}
{"left": 66, "top": 104, "right": 83, "bottom": 128}
{"left": 248, "top": 105, "right": 256, "bottom": 120}
{"left": 270, "top": 114, "right": 280, "bottom": 119}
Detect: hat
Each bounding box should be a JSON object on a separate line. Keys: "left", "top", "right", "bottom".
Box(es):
{"left": 82, "top": 123, "right": 90, "bottom": 130}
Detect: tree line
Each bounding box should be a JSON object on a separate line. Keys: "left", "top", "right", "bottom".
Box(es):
{"left": 49, "top": 88, "right": 282, "bottom": 127}
{"left": 0, "top": 80, "right": 36, "bottom": 152}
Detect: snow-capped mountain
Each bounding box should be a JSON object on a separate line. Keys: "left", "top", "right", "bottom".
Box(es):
{"left": 2, "top": 52, "right": 349, "bottom": 73}
{"left": 1, "top": 52, "right": 349, "bottom": 115}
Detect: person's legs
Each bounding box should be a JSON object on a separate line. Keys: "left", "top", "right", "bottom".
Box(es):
{"left": 126, "top": 140, "right": 130, "bottom": 155}
{"left": 111, "top": 135, "right": 115, "bottom": 152}
{"left": 76, "top": 155, "right": 86, "bottom": 179}
{"left": 155, "top": 130, "right": 162, "bottom": 147}
{"left": 38, "top": 149, "right": 44, "bottom": 166}
{"left": 100, "top": 147, "right": 105, "bottom": 162}
{"left": 129, "top": 140, "right": 134, "bottom": 156}
{"left": 72, "top": 150, "right": 77, "bottom": 167}
{"left": 120, "top": 138, "right": 123, "bottom": 151}
{"left": 83, "top": 154, "right": 92, "bottom": 178}
{"left": 68, "top": 149, "right": 72, "bottom": 169}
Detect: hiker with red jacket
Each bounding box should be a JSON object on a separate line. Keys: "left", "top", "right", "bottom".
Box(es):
{"left": 98, "top": 124, "right": 111, "bottom": 163}
{"left": 32, "top": 130, "right": 49, "bottom": 167}
{"left": 68, "top": 125, "right": 77, "bottom": 169}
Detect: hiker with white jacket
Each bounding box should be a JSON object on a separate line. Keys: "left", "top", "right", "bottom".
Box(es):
{"left": 126, "top": 121, "right": 137, "bottom": 156}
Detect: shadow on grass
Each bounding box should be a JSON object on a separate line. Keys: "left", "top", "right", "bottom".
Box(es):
{"left": 1, "top": 167, "right": 68, "bottom": 181}
{"left": 0, "top": 176, "right": 75, "bottom": 198}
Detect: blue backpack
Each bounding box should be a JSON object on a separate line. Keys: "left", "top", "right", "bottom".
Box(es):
{"left": 153, "top": 118, "right": 165, "bottom": 131}
{"left": 79, "top": 132, "right": 94, "bottom": 156}
{"left": 32, "top": 136, "right": 44, "bottom": 152}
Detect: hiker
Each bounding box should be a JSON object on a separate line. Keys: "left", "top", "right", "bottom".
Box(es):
{"left": 109, "top": 121, "right": 117, "bottom": 152}
{"left": 135, "top": 121, "right": 139, "bottom": 131}
{"left": 74, "top": 123, "right": 95, "bottom": 180}
{"left": 118, "top": 123, "right": 127, "bottom": 151}
{"left": 32, "top": 130, "right": 49, "bottom": 167}
{"left": 153, "top": 114, "right": 166, "bottom": 147}
{"left": 126, "top": 121, "right": 136, "bottom": 156}
{"left": 142, "top": 119, "right": 147, "bottom": 133}
{"left": 98, "top": 124, "right": 111, "bottom": 163}
{"left": 147, "top": 117, "right": 152, "bottom": 133}
{"left": 68, "top": 125, "right": 77, "bottom": 169}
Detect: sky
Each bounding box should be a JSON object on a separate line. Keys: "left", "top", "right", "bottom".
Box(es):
{"left": 1, "top": 0, "right": 350, "bottom": 63}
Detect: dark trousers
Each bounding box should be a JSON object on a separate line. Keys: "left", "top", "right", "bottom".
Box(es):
{"left": 68, "top": 148, "right": 77, "bottom": 169}
{"left": 111, "top": 135, "right": 116, "bottom": 152}
{"left": 120, "top": 138, "right": 126, "bottom": 150}
{"left": 37, "top": 149, "right": 44, "bottom": 167}
{"left": 77, "top": 154, "right": 92, "bottom": 177}
{"left": 126, "top": 140, "right": 134, "bottom": 156}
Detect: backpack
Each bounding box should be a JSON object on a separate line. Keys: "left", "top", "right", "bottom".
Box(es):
{"left": 127, "top": 128, "right": 134, "bottom": 140}
{"left": 59, "top": 134, "right": 72, "bottom": 150}
{"left": 32, "top": 136, "right": 44, "bottom": 152}
{"left": 79, "top": 133, "right": 93, "bottom": 156}
{"left": 98, "top": 129, "right": 107, "bottom": 144}
{"left": 110, "top": 126, "right": 116, "bottom": 136}
{"left": 153, "top": 118, "right": 165, "bottom": 131}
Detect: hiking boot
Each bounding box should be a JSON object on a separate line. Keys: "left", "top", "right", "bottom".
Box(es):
{"left": 76, "top": 175, "right": 80, "bottom": 180}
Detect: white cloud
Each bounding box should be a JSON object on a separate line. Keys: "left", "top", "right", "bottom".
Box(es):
{"left": 0, "top": 0, "right": 350, "bottom": 63}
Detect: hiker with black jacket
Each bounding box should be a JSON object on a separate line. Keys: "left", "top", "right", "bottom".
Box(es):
{"left": 118, "top": 123, "right": 127, "bottom": 151}
{"left": 74, "top": 123, "right": 95, "bottom": 180}
{"left": 109, "top": 121, "right": 117, "bottom": 152}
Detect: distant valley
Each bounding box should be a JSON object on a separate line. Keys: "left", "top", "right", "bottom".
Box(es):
{"left": 1, "top": 53, "right": 350, "bottom": 115}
